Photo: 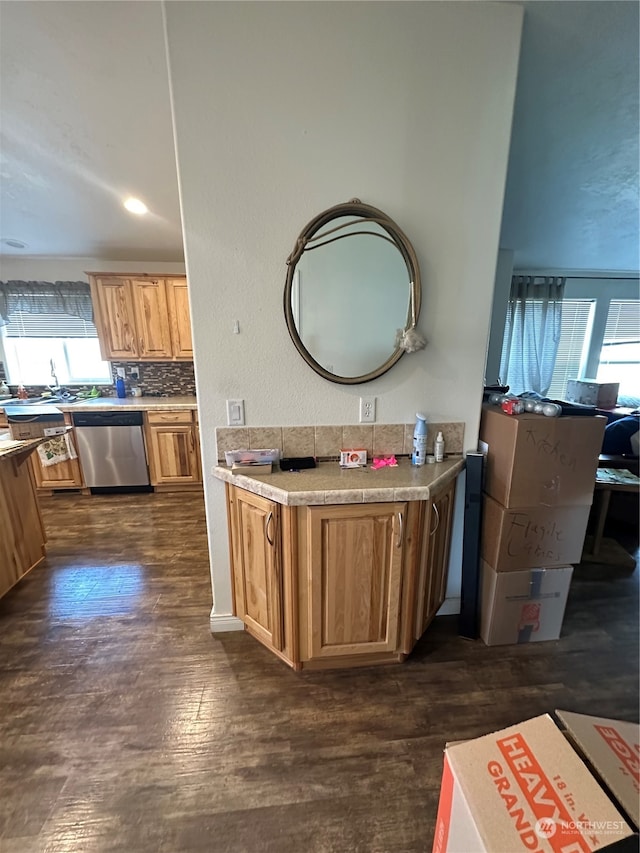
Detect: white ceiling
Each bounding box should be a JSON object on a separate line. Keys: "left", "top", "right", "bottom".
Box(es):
{"left": 0, "top": 1, "right": 183, "bottom": 262}
{"left": 0, "top": 1, "right": 638, "bottom": 271}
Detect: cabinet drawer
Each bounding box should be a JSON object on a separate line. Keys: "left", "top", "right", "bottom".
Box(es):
{"left": 146, "top": 410, "right": 193, "bottom": 425}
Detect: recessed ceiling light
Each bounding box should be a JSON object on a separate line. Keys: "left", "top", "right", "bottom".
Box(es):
{"left": 1, "top": 238, "right": 28, "bottom": 249}
{"left": 123, "top": 197, "right": 148, "bottom": 215}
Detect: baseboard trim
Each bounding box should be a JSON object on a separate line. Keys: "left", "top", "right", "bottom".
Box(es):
{"left": 437, "top": 596, "right": 461, "bottom": 617}
{"left": 209, "top": 611, "right": 244, "bottom": 633}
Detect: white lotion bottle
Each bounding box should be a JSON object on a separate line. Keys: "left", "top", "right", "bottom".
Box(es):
{"left": 412, "top": 413, "right": 428, "bottom": 466}
{"left": 434, "top": 430, "right": 445, "bottom": 462}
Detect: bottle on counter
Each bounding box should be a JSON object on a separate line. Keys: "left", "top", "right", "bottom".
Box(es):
{"left": 0, "top": 380, "right": 9, "bottom": 398}
{"left": 412, "top": 413, "right": 428, "bottom": 466}
{"left": 17, "top": 384, "right": 28, "bottom": 400}
{"left": 115, "top": 376, "right": 126, "bottom": 399}
{"left": 434, "top": 430, "right": 445, "bottom": 462}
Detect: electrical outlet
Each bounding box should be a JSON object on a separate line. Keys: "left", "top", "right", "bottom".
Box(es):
{"left": 116, "top": 367, "right": 126, "bottom": 378}
{"left": 129, "top": 368, "right": 140, "bottom": 380}
{"left": 359, "top": 396, "right": 376, "bottom": 423}
{"left": 226, "top": 399, "right": 245, "bottom": 426}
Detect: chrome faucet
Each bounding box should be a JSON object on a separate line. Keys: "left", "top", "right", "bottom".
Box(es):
{"left": 49, "top": 358, "right": 60, "bottom": 392}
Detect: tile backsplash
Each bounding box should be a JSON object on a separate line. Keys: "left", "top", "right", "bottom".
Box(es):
{"left": 0, "top": 360, "right": 196, "bottom": 398}
{"left": 216, "top": 422, "right": 465, "bottom": 462}
{"left": 110, "top": 361, "right": 196, "bottom": 397}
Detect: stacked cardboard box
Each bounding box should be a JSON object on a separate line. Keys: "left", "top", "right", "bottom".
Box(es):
{"left": 433, "top": 710, "right": 639, "bottom": 852}
{"left": 478, "top": 406, "right": 606, "bottom": 645}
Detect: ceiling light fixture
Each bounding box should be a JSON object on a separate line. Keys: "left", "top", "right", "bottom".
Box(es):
{"left": 123, "top": 197, "right": 148, "bottom": 215}
{"left": 1, "top": 238, "right": 28, "bottom": 249}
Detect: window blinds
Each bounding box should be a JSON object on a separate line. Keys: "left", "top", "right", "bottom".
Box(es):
{"left": 3, "top": 310, "right": 98, "bottom": 339}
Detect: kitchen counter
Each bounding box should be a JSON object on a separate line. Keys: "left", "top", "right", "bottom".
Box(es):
{"left": 0, "top": 433, "right": 46, "bottom": 461}
{"left": 213, "top": 455, "right": 464, "bottom": 506}
{"left": 1, "top": 395, "right": 197, "bottom": 414}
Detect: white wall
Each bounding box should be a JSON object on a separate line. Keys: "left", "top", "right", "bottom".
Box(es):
{"left": 163, "top": 1, "right": 523, "bottom": 624}
{"left": 0, "top": 258, "right": 186, "bottom": 281}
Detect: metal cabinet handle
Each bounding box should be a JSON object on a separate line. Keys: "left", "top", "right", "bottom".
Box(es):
{"left": 430, "top": 502, "right": 440, "bottom": 537}
{"left": 265, "top": 511, "right": 274, "bottom": 546}
{"left": 396, "top": 512, "right": 404, "bottom": 549}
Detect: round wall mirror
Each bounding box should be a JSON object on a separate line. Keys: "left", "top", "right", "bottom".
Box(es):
{"left": 284, "top": 199, "right": 422, "bottom": 385}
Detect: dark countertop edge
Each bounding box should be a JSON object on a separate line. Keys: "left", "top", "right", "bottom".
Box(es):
{"left": 0, "top": 435, "right": 45, "bottom": 463}
{"left": 212, "top": 456, "right": 465, "bottom": 506}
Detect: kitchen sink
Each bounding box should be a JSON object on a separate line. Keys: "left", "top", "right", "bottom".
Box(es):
{"left": 2, "top": 395, "right": 79, "bottom": 406}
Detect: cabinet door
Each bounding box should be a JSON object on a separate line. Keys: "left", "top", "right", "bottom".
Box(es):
{"left": 90, "top": 276, "right": 139, "bottom": 360}
{"left": 30, "top": 418, "right": 84, "bottom": 490}
{"left": 130, "top": 279, "right": 173, "bottom": 360}
{"left": 146, "top": 420, "right": 200, "bottom": 485}
{"left": 165, "top": 278, "right": 193, "bottom": 359}
{"left": 230, "top": 488, "right": 284, "bottom": 652}
{"left": 304, "top": 502, "right": 405, "bottom": 660}
{"left": 0, "top": 452, "right": 46, "bottom": 598}
{"left": 415, "top": 479, "right": 455, "bottom": 639}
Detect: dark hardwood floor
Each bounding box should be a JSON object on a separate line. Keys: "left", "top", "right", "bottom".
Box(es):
{"left": 0, "top": 491, "right": 638, "bottom": 852}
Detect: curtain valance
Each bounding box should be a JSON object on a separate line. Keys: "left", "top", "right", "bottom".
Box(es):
{"left": 0, "top": 281, "right": 93, "bottom": 325}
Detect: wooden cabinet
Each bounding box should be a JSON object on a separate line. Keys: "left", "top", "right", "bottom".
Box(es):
{"left": 89, "top": 276, "right": 139, "bottom": 359}
{"left": 130, "top": 278, "right": 173, "bottom": 359}
{"left": 0, "top": 447, "right": 47, "bottom": 599}
{"left": 144, "top": 410, "right": 201, "bottom": 487}
{"left": 225, "top": 477, "right": 457, "bottom": 671}
{"left": 228, "top": 488, "right": 284, "bottom": 654}
{"left": 30, "top": 414, "right": 85, "bottom": 492}
{"left": 413, "top": 479, "right": 456, "bottom": 641}
{"left": 165, "top": 278, "right": 193, "bottom": 358}
{"left": 298, "top": 503, "right": 405, "bottom": 663}
{"left": 88, "top": 273, "right": 193, "bottom": 361}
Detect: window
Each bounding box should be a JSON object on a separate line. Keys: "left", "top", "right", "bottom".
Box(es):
{"left": 546, "top": 300, "right": 595, "bottom": 398}
{"left": 597, "top": 300, "right": 640, "bottom": 400}
{"left": 1, "top": 311, "right": 111, "bottom": 385}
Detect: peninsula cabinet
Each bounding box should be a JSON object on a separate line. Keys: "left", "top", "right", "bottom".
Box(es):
{"left": 144, "top": 410, "right": 201, "bottom": 488}
{"left": 0, "top": 446, "right": 47, "bottom": 599}
{"left": 88, "top": 273, "right": 193, "bottom": 361}
{"left": 225, "top": 474, "right": 457, "bottom": 671}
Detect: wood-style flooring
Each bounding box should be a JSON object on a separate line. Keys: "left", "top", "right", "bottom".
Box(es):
{"left": 0, "top": 491, "right": 638, "bottom": 853}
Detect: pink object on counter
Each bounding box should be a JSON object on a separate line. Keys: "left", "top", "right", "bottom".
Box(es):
{"left": 371, "top": 455, "right": 398, "bottom": 470}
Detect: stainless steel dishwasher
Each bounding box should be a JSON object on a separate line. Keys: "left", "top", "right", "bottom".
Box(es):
{"left": 73, "top": 410, "right": 151, "bottom": 491}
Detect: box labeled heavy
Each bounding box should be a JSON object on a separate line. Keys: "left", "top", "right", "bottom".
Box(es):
{"left": 5, "top": 405, "right": 65, "bottom": 440}
{"left": 433, "top": 712, "right": 637, "bottom": 852}
{"left": 566, "top": 379, "right": 619, "bottom": 410}
{"left": 479, "top": 406, "right": 606, "bottom": 508}
{"left": 480, "top": 562, "right": 572, "bottom": 645}
{"left": 481, "top": 494, "right": 590, "bottom": 571}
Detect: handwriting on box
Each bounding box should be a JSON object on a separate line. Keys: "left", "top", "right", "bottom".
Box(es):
{"left": 506, "top": 514, "right": 564, "bottom": 562}
{"left": 526, "top": 430, "right": 577, "bottom": 471}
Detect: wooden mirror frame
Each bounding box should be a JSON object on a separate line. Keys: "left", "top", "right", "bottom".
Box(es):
{"left": 284, "top": 199, "right": 422, "bottom": 385}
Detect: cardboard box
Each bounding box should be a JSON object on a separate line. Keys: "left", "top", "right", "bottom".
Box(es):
{"left": 5, "top": 405, "right": 65, "bottom": 440}
{"left": 433, "top": 712, "right": 638, "bottom": 852}
{"left": 479, "top": 406, "right": 606, "bottom": 508}
{"left": 481, "top": 494, "right": 591, "bottom": 571}
{"left": 566, "top": 379, "right": 620, "bottom": 410}
{"left": 480, "top": 562, "right": 572, "bottom": 645}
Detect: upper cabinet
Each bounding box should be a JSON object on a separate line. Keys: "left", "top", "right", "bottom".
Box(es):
{"left": 88, "top": 273, "right": 193, "bottom": 361}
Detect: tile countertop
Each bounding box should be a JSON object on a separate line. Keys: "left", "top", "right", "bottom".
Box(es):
{"left": 1, "top": 396, "right": 197, "bottom": 414}
{"left": 213, "top": 456, "right": 465, "bottom": 506}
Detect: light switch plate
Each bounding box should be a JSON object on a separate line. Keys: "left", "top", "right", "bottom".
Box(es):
{"left": 226, "top": 399, "right": 245, "bottom": 426}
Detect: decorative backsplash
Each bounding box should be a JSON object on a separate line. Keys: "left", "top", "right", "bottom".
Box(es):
{"left": 0, "top": 360, "right": 196, "bottom": 398}
{"left": 110, "top": 361, "right": 196, "bottom": 397}
{"left": 216, "top": 422, "right": 465, "bottom": 462}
